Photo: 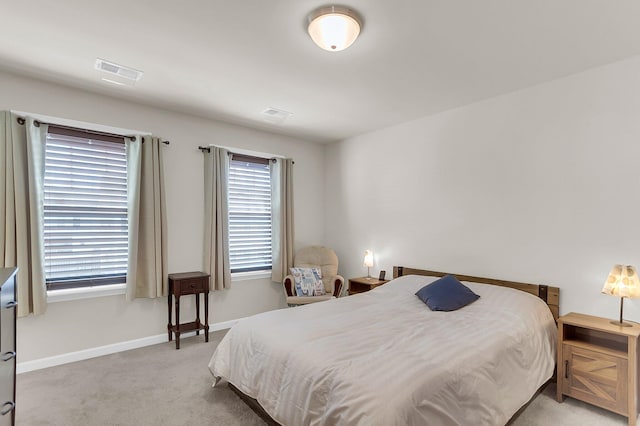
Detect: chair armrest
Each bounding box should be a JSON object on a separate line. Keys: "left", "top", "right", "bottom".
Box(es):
{"left": 283, "top": 275, "right": 295, "bottom": 297}
{"left": 332, "top": 275, "right": 345, "bottom": 298}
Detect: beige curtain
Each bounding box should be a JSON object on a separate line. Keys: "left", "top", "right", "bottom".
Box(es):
{"left": 203, "top": 146, "right": 231, "bottom": 290}
{"left": 0, "top": 112, "right": 48, "bottom": 316}
{"left": 271, "top": 158, "right": 294, "bottom": 282}
{"left": 126, "top": 136, "right": 168, "bottom": 300}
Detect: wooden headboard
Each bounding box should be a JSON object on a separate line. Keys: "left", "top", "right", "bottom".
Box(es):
{"left": 393, "top": 266, "right": 560, "bottom": 321}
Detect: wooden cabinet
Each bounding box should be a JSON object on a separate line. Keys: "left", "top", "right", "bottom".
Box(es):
{"left": 167, "top": 272, "right": 210, "bottom": 350}
{"left": 348, "top": 277, "right": 389, "bottom": 295}
{"left": 0, "top": 268, "right": 17, "bottom": 426}
{"left": 557, "top": 312, "right": 640, "bottom": 425}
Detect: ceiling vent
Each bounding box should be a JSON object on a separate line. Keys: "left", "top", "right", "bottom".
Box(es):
{"left": 261, "top": 107, "right": 293, "bottom": 124}
{"left": 95, "top": 58, "right": 144, "bottom": 86}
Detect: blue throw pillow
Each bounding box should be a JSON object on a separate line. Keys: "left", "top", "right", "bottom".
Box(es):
{"left": 415, "top": 275, "right": 480, "bottom": 311}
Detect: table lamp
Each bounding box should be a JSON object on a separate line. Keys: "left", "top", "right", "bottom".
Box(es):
{"left": 364, "top": 250, "right": 373, "bottom": 279}
{"left": 602, "top": 264, "right": 640, "bottom": 327}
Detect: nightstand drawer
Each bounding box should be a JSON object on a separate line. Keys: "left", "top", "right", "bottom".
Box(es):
{"left": 176, "top": 278, "right": 207, "bottom": 295}
{"left": 562, "top": 344, "right": 628, "bottom": 415}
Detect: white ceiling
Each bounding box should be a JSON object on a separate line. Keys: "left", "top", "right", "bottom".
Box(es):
{"left": 2, "top": 1, "right": 640, "bottom": 143}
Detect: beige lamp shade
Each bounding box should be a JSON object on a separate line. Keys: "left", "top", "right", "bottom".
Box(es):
{"left": 307, "top": 6, "right": 362, "bottom": 52}
{"left": 602, "top": 264, "right": 640, "bottom": 298}
{"left": 363, "top": 250, "right": 373, "bottom": 267}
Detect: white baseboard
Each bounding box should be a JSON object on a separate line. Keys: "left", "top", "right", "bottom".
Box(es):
{"left": 17, "top": 318, "right": 245, "bottom": 374}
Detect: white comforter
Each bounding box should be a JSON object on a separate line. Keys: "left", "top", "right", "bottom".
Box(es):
{"left": 208, "top": 275, "right": 557, "bottom": 426}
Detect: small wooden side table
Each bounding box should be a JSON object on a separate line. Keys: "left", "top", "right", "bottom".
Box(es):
{"left": 348, "top": 277, "right": 389, "bottom": 295}
{"left": 167, "top": 272, "right": 210, "bottom": 350}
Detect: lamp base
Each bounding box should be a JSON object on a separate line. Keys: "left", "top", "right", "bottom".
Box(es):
{"left": 610, "top": 320, "right": 633, "bottom": 327}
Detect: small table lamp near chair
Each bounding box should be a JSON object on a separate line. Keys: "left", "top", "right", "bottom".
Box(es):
{"left": 602, "top": 264, "right": 640, "bottom": 327}
{"left": 364, "top": 249, "right": 374, "bottom": 279}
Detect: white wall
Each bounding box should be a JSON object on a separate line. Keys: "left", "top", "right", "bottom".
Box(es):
{"left": 326, "top": 55, "right": 640, "bottom": 322}
{"left": 10, "top": 52, "right": 640, "bottom": 362}
{"left": 0, "top": 70, "right": 325, "bottom": 362}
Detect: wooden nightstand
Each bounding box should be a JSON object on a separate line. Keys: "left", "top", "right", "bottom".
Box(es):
{"left": 557, "top": 312, "right": 640, "bottom": 425}
{"left": 348, "top": 277, "right": 389, "bottom": 295}
{"left": 167, "top": 272, "right": 210, "bottom": 350}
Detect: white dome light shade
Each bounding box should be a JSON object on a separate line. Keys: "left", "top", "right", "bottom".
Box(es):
{"left": 307, "top": 6, "right": 362, "bottom": 52}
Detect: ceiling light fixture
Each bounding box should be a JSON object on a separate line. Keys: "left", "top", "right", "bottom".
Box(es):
{"left": 307, "top": 5, "right": 362, "bottom": 52}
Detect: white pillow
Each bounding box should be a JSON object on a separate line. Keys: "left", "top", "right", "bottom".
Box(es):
{"left": 290, "top": 267, "right": 326, "bottom": 296}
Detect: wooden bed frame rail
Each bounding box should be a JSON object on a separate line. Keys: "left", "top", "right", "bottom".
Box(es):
{"left": 393, "top": 266, "right": 560, "bottom": 321}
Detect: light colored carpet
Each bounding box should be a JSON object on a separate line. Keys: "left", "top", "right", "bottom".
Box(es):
{"left": 511, "top": 383, "right": 625, "bottom": 426}
{"left": 17, "top": 330, "right": 263, "bottom": 426}
{"left": 17, "top": 330, "right": 628, "bottom": 425}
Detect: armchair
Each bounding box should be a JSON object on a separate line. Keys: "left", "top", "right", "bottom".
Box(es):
{"left": 283, "top": 246, "right": 345, "bottom": 306}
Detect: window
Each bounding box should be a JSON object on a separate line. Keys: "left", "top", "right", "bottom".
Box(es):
{"left": 228, "top": 154, "right": 272, "bottom": 273}
{"left": 43, "top": 127, "right": 128, "bottom": 290}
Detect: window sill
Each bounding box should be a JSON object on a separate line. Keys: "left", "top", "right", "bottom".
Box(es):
{"left": 46, "top": 271, "right": 274, "bottom": 303}
{"left": 231, "top": 270, "right": 272, "bottom": 282}
{"left": 47, "top": 283, "right": 126, "bottom": 303}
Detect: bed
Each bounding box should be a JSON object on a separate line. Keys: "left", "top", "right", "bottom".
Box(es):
{"left": 208, "top": 266, "right": 559, "bottom": 426}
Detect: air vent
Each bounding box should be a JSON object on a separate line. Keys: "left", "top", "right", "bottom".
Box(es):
{"left": 95, "top": 58, "right": 144, "bottom": 86}
{"left": 261, "top": 107, "right": 293, "bottom": 124}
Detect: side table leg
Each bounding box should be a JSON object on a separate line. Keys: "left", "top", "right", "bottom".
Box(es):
{"left": 195, "top": 293, "right": 201, "bottom": 336}
{"left": 167, "top": 291, "right": 173, "bottom": 342}
{"left": 205, "top": 291, "right": 209, "bottom": 342}
{"left": 175, "top": 295, "right": 181, "bottom": 350}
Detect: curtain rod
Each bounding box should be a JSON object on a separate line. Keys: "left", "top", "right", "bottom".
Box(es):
{"left": 197, "top": 146, "right": 294, "bottom": 164}
{"left": 16, "top": 116, "right": 169, "bottom": 144}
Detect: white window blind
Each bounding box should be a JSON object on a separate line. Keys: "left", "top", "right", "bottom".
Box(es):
{"left": 43, "top": 131, "right": 128, "bottom": 289}
{"left": 228, "top": 155, "right": 272, "bottom": 273}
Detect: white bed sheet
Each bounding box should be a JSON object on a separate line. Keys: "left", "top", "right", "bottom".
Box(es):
{"left": 209, "top": 274, "right": 557, "bottom": 426}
